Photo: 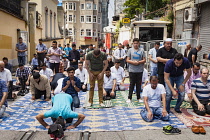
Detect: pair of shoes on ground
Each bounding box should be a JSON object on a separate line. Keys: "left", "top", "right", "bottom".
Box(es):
{"left": 86, "top": 102, "right": 105, "bottom": 107}
{"left": 163, "top": 125, "right": 181, "bottom": 135}
{"left": 126, "top": 99, "right": 143, "bottom": 103}
{"left": 191, "top": 125, "right": 206, "bottom": 134}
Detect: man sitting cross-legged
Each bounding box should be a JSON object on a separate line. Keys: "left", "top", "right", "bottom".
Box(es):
{"left": 140, "top": 76, "right": 169, "bottom": 122}
{"left": 103, "top": 67, "right": 117, "bottom": 100}
{"left": 36, "top": 93, "right": 85, "bottom": 131}
{"left": 191, "top": 68, "right": 210, "bottom": 116}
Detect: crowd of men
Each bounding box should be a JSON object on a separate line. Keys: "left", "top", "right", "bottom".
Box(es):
{"left": 0, "top": 37, "right": 210, "bottom": 135}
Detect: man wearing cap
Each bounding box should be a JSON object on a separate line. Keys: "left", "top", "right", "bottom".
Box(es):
{"left": 30, "top": 72, "right": 51, "bottom": 101}
{"left": 157, "top": 38, "right": 178, "bottom": 85}
{"left": 113, "top": 43, "right": 126, "bottom": 68}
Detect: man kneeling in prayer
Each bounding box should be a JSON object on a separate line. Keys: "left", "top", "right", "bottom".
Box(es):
{"left": 36, "top": 92, "right": 85, "bottom": 130}
{"left": 140, "top": 76, "right": 169, "bottom": 122}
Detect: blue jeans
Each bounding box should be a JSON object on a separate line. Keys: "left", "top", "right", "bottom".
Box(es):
{"left": 140, "top": 107, "right": 169, "bottom": 122}
{"left": 165, "top": 75, "right": 185, "bottom": 113}
{"left": 71, "top": 94, "right": 80, "bottom": 108}
{"left": 0, "top": 105, "right": 6, "bottom": 118}
{"left": 104, "top": 88, "right": 116, "bottom": 99}
{"left": 18, "top": 56, "right": 26, "bottom": 65}
{"left": 150, "top": 67, "right": 158, "bottom": 76}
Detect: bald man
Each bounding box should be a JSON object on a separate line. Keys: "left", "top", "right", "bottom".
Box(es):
{"left": 184, "top": 44, "right": 191, "bottom": 58}
{"left": 0, "top": 61, "right": 12, "bottom": 85}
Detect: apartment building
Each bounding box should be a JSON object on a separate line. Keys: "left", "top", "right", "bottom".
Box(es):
{"left": 62, "top": 0, "right": 105, "bottom": 47}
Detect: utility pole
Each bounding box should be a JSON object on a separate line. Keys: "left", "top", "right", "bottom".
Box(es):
{"left": 146, "top": 0, "right": 148, "bottom": 13}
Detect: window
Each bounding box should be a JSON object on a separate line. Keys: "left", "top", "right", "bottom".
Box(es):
{"left": 65, "top": 3, "right": 68, "bottom": 10}
{"left": 86, "top": 29, "right": 91, "bottom": 37}
{"left": 69, "top": 3, "right": 73, "bottom": 10}
{"left": 86, "top": 16, "right": 92, "bottom": 23}
{"left": 98, "top": 17, "right": 101, "bottom": 23}
{"left": 81, "top": 16, "right": 85, "bottom": 22}
{"left": 86, "top": 3, "right": 92, "bottom": 10}
{"left": 73, "top": 3, "right": 76, "bottom": 11}
{"left": 93, "top": 29, "right": 97, "bottom": 37}
{"left": 93, "top": 15, "right": 97, "bottom": 23}
{"left": 69, "top": 15, "right": 73, "bottom": 22}
{"left": 93, "top": 4, "right": 97, "bottom": 10}
{"left": 99, "top": 5, "right": 101, "bottom": 12}
{"left": 74, "top": 15, "right": 76, "bottom": 23}
{"left": 69, "top": 28, "right": 73, "bottom": 36}
{"left": 81, "top": 29, "right": 85, "bottom": 36}
{"left": 81, "top": 4, "right": 85, "bottom": 10}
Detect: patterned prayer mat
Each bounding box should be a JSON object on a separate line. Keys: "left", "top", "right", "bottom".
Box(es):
{"left": 83, "top": 91, "right": 144, "bottom": 109}
{"left": 0, "top": 93, "right": 186, "bottom": 131}
{"left": 171, "top": 108, "right": 210, "bottom": 127}
{"left": 170, "top": 100, "right": 192, "bottom": 109}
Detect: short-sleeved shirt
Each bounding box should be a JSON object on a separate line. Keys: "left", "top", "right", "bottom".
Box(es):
{"left": 62, "top": 76, "right": 81, "bottom": 95}
{"left": 142, "top": 84, "right": 166, "bottom": 107}
{"left": 36, "top": 43, "right": 47, "bottom": 52}
{"left": 0, "top": 68, "right": 12, "bottom": 83}
{"left": 110, "top": 66, "right": 125, "bottom": 84}
{"left": 0, "top": 79, "right": 8, "bottom": 106}
{"left": 86, "top": 51, "right": 107, "bottom": 71}
{"left": 191, "top": 78, "right": 210, "bottom": 100}
{"left": 44, "top": 93, "right": 78, "bottom": 119}
{"left": 63, "top": 47, "right": 72, "bottom": 57}
{"left": 188, "top": 48, "right": 198, "bottom": 63}
{"left": 127, "top": 47, "right": 145, "bottom": 73}
{"left": 164, "top": 57, "right": 190, "bottom": 77}
{"left": 149, "top": 48, "right": 158, "bottom": 67}
{"left": 104, "top": 73, "right": 116, "bottom": 89}
{"left": 31, "top": 58, "right": 38, "bottom": 66}
{"left": 48, "top": 47, "right": 62, "bottom": 63}
{"left": 156, "top": 47, "right": 178, "bottom": 75}
{"left": 39, "top": 68, "right": 53, "bottom": 80}
{"left": 15, "top": 67, "right": 31, "bottom": 79}
{"left": 16, "top": 43, "right": 27, "bottom": 56}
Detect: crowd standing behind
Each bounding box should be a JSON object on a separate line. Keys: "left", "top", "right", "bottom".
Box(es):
{"left": 0, "top": 37, "right": 209, "bottom": 131}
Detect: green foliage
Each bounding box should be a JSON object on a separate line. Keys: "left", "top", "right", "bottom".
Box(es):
{"left": 123, "top": 0, "right": 170, "bottom": 19}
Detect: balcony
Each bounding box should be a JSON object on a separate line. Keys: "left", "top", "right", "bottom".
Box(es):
{"left": 0, "top": 0, "right": 22, "bottom": 18}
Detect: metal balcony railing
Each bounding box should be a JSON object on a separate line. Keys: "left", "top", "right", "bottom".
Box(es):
{"left": 0, "top": 0, "right": 22, "bottom": 18}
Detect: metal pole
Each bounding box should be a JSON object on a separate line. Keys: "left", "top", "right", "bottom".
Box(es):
{"left": 63, "top": 12, "right": 66, "bottom": 46}
{"left": 110, "top": 28, "right": 113, "bottom": 55}
{"left": 146, "top": 0, "right": 148, "bottom": 14}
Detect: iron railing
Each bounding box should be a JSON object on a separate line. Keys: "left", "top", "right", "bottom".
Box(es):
{"left": 0, "top": 0, "right": 22, "bottom": 18}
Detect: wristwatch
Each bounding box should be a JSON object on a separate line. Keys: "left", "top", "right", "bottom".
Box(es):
{"left": 181, "top": 84, "right": 185, "bottom": 86}
{"left": 74, "top": 85, "right": 76, "bottom": 88}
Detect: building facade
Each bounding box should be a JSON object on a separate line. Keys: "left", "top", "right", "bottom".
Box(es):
{"left": 62, "top": 0, "right": 105, "bottom": 47}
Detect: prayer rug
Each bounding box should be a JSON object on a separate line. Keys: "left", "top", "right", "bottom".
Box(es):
{"left": 171, "top": 108, "right": 210, "bottom": 127}
{"left": 170, "top": 100, "right": 192, "bottom": 109}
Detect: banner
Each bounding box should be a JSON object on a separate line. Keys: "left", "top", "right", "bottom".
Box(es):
{"left": 106, "top": 33, "right": 111, "bottom": 49}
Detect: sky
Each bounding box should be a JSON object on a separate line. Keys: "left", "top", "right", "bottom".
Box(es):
{"left": 108, "top": 0, "right": 115, "bottom": 25}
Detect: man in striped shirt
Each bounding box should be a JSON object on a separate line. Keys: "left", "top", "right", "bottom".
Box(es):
{"left": 191, "top": 68, "right": 210, "bottom": 116}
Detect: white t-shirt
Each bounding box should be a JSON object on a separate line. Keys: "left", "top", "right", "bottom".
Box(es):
{"left": 74, "top": 68, "right": 88, "bottom": 84}
{"left": 39, "top": 68, "right": 53, "bottom": 80}
{"left": 142, "top": 68, "right": 149, "bottom": 83}
{"left": 0, "top": 68, "right": 12, "bottom": 83}
{"left": 110, "top": 66, "right": 125, "bottom": 84}
{"left": 142, "top": 84, "right": 166, "bottom": 107}
{"left": 103, "top": 73, "right": 116, "bottom": 89}
{"left": 54, "top": 78, "right": 64, "bottom": 95}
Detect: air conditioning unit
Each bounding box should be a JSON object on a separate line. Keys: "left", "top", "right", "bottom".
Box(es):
{"left": 184, "top": 8, "right": 197, "bottom": 22}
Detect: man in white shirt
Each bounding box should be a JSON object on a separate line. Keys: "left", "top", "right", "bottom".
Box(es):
{"left": 113, "top": 43, "right": 126, "bottom": 68}
{"left": 40, "top": 63, "right": 54, "bottom": 82}
{"left": 0, "top": 61, "right": 12, "bottom": 85}
{"left": 75, "top": 62, "right": 88, "bottom": 92}
{"left": 110, "top": 60, "right": 126, "bottom": 91}
{"left": 103, "top": 67, "right": 117, "bottom": 100}
{"left": 140, "top": 76, "right": 169, "bottom": 122}
{"left": 149, "top": 42, "right": 160, "bottom": 76}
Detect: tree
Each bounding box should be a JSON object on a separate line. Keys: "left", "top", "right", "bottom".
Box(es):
{"left": 123, "top": 0, "right": 170, "bottom": 19}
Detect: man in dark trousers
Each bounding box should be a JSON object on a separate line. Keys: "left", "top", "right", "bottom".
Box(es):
{"left": 36, "top": 39, "right": 47, "bottom": 66}
{"left": 156, "top": 38, "right": 178, "bottom": 85}
{"left": 187, "top": 45, "right": 202, "bottom": 67}
{"left": 68, "top": 44, "right": 80, "bottom": 69}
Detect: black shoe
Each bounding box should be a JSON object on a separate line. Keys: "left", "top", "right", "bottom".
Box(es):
{"left": 175, "top": 110, "right": 182, "bottom": 113}
{"left": 21, "top": 92, "right": 25, "bottom": 96}
{"left": 17, "top": 91, "right": 22, "bottom": 96}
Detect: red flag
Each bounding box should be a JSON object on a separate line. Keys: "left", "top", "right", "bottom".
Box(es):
{"left": 106, "top": 33, "right": 111, "bottom": 49}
